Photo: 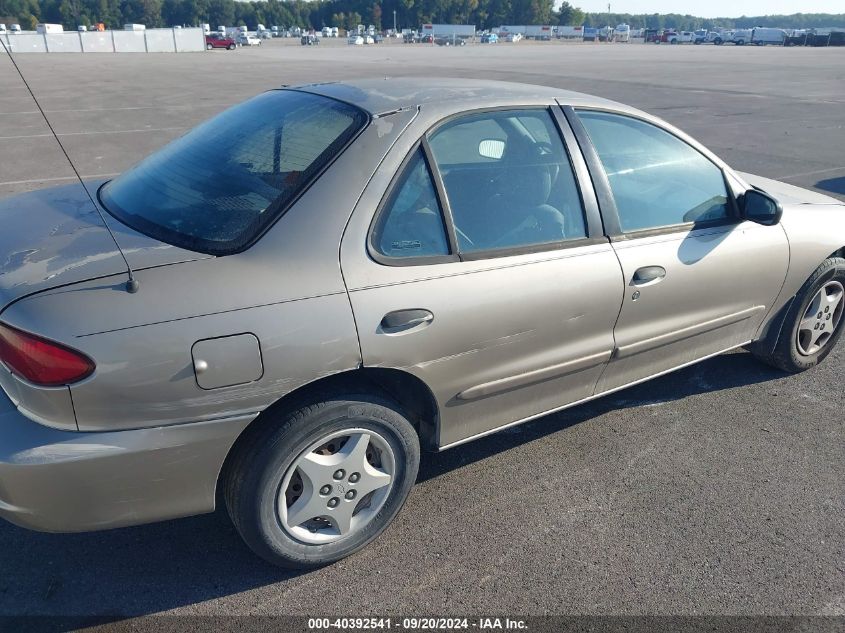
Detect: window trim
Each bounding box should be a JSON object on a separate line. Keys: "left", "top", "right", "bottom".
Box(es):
{"left": 99, "top": 88, "right": 370, "bottom": 257}
{"left": 564, "top": 105, "right": 741, "bottom": 242}
{"left": 367, "top": 105, "right": 604, "bottom": 267}
{"left": 367, "top": 142, "right": 460, "bottom": 267}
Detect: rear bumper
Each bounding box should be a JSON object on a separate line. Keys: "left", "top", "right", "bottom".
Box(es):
{"left": 0, "top": 389, "right": 254, "bottom": 532}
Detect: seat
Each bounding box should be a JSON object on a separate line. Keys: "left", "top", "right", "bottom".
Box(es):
{"left": 475, "top": 146, "right": 567, "bottom": 249}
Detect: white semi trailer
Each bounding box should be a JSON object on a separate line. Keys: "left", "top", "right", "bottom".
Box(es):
{"left": 557, "top": 25, "right": 583, "bottom": 39}
{"left": 421, "top": 24, "right": 475, "bottom": 38}
{"left": 525, "top": 25, "right": 553, "bottom": 39}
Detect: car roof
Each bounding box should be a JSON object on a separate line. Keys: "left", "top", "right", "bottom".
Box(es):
{"left": 292, "top": 78, "right": 630, "bottom": 117}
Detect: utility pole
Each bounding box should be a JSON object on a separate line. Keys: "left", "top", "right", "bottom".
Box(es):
{"left": 393, "top": 10, "right": 397, "bottom": 34}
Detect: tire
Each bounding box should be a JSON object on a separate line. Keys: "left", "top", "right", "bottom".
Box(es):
{"left": 715, "top": 38, "right": 723, "bottom": 45}
{"left": 227, "top": 43, "right": 235, "bottom": 50}
{"left": 225, "top": 393, "right": 421, "bottom": 568}
{"left": 751, "top": 257, "right": 845, "bottom": 373}
{"left": 206, "top": 43, "right": 213, "bottom": 50}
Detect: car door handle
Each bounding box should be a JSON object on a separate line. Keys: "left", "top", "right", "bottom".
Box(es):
{"left": 380, "top": 309, "right": 434, "bottom": 332}
{"left": 632, "top": 266, "right": 667, "bottom": 286}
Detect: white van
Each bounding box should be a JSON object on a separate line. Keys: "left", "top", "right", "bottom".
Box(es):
{"left": 124, "top": 24, "right": 146, "bottom": 31}
{"left": 730, "top": 29, "right": 752, "bottom": 45}
{"left": 10, "top": 24, "right": 22, "bottom": 34}
{"left": 0, "top": 24, "right": 7, "bottom": 34}
{"left": 751, "top": 27, "right": 786, "bottom": 45}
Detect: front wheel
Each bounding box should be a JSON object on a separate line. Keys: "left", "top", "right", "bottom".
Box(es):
{"left": 206, "top": 43, "right": 213, "bottom": 50}
{"left": 225, "top": 393, "right": 421, "bottom": 568}
{"left": 227, "top": 43, "right": 235, "bottom": 50}
{"left": 752, "top": 257, "right": 845, "bottom": 373}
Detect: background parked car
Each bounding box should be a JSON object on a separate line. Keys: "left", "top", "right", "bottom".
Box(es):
{"left": 481, "top": 32, "right": 499, "bottom": 43}
{"left": 205, "top": 34, "right": 236, "bottom": 50}
{"left": 435, "top": 35, "right": 466, "bottom": 46}
{"left": 300, "top": 34, "right": 319, "bottom": 45}
{"left": 237, "top": 33, "right": 261, "bottom": 46}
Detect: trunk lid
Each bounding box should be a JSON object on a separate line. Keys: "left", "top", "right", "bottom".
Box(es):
{"left": 0, "top": 181, "right": 209, "bottom": 311}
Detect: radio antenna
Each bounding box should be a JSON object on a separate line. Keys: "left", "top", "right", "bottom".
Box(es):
{"left": 0, "top": 38, "right": 140, "bottom": 293}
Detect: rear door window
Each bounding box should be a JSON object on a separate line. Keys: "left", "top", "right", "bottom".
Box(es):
{"left": 372, "top": 149, "right": 450, "bottom": 259}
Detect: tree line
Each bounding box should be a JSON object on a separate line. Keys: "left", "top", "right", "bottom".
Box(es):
{"left": 1, "top": 0, "right": 843, "bottom": 34}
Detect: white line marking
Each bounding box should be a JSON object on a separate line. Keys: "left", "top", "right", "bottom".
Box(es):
{"left": 0, "top": 173, "right": 120, "bottom": 187}
{"left": 0, "top": 126, "right": 185, "bottom": 140}
{"left": 0, "top": 103, "right": 234, "bottom": 115}
{"left": 780, "top": 166, "right": 845, "bottom": 181}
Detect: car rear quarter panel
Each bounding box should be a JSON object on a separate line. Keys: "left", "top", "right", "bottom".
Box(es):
{"left": 0, "top": 110, "right": 418, "bottom": 431}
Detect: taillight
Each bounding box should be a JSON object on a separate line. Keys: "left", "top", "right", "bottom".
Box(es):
{"left": 0, "top": 322, "right": 94, "bottom": 386}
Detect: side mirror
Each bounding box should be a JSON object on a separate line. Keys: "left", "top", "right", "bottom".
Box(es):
{"left": 478, "top": 139, "right": 505, "bottom": 160}
{"left": 741, "top": 189, "right": 783, "bottom": 226}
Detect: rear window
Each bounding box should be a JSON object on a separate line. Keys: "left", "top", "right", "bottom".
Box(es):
{"left": 100, "top": 90, "right": 367, "bottom": 255}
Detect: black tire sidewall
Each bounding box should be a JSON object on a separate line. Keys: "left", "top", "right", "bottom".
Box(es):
{"left": 781, "top": 259, "right": 845, "bottom": 371}
{"left": 233, "top": 397, "right": 420, "bottom": 568}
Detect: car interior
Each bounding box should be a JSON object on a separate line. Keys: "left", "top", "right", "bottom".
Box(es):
{"left": 376, "top": 110, "right": 588, "bottom": 259}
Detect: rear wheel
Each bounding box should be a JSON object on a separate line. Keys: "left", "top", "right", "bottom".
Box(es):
{"left": 225, "top": 393, "right": 420, "bottom": 568}
{"left": 206, "top": 43, "right": 213, "bottom": 50}
{"left": 752, "top": 257, "right": 845, "bottom": 372}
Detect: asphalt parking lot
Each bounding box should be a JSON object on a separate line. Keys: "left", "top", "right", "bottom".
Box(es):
{"left": 0, "top": 42, "right": 843, "bottom": 619}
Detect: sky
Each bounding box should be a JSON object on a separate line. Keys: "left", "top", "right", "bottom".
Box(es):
{"left": 568, "top": 1, "right": 844, "bottom": 18}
